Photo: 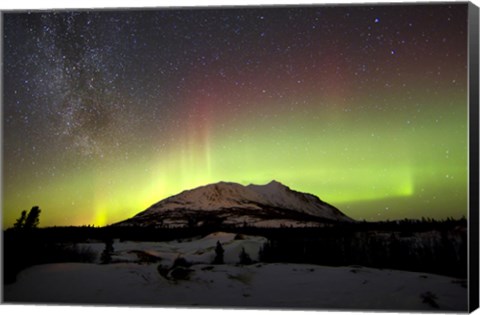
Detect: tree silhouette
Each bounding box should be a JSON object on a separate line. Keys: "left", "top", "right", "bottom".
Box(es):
{"left": 213, "top": 241, "right": 224, "bottom": 264}
{"left": 13, "top": 210, "right": 27, "bottom": 230}
{"left": 23, "top": 206, "right": 41, "bottom": 229}
{"left": 100, "top": 238, "right": 114, "bottom": 264}
{"left": 5, "top": 206, "right": 41, "bottom": 284}
{"left": 239, "top": 247, "right": 252, "bottom": 265}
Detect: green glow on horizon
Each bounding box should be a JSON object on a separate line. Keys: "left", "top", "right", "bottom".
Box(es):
{"left": 3, "top": 89, "right": 468, "bottom": 227}
{"left": 3, "top": 89, "right": 469, "bottom": 227}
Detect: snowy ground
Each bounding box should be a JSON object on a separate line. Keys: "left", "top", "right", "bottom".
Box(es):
{"left": 4, "top": 232, "right": 468, "bottom": 311}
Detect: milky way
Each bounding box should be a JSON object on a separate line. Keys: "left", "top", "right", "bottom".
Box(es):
{"left": 2, "top": 4, "right": 469, "bottom": 227}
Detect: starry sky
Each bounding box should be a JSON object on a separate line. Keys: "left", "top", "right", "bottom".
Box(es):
{"left": 2, "top": 3, "right": 469, "bottom": 228}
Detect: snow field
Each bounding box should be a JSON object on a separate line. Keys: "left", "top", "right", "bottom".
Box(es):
{"left": 4, "top": 232, "right": 468, "bottom": 311}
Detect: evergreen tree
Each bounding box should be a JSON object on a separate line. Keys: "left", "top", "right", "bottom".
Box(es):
{"left": 239, "top": 247, "right": 252, "bottom": 265}
{"left": 23, "top": 206, "right": 41, "bottom": 229}
{"left": 13, "top": 210, "right": 27, "bottom": 229}
{"left": 100, "top": 239, "right": 114, "bottom": 264}
{"left": 213, "top": 241, "right": 224, "bottom": 264}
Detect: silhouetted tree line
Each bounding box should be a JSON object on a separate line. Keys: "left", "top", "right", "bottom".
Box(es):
{"left": 257, "top": 219, "right": 467, "bottom": 278}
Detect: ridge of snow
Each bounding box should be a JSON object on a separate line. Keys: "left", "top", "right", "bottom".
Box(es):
{"left": 146, "top": 181, "right": 267, "bottom": 212}
{"left": 130, "top": 180, "right": 353, "bottom": 224}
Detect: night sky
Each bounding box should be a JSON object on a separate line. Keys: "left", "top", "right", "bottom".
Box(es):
{"left": 2, "top": 4, "right": 469, "bottom": 227}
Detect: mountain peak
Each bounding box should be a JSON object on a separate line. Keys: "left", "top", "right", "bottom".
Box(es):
{"left": 266, "top": 180, "right": 283, "bottom": 186}
{"left": 248, "top": 179, "right": 285, "bottom": 188}
{"left": 247, "top": 180, "right": 289, "bottom": 196}
{"left": 118, "top": 180, "right": 354, "bottom": 228}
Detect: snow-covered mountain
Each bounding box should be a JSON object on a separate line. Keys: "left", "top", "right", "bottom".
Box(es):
{"left": 116, "top": 180, "right": 354, "bottom": 228}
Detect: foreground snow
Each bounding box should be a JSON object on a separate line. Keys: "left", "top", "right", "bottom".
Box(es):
{"left": 4, "top": 233, "right": 467, "bottom": 311}
{"left": 4, "top": 262, "right": 467, "bottom": 311}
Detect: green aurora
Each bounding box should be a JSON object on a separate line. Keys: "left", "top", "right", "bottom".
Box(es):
{"left": 2, "top": 5, "right": 469, "bottom": 227}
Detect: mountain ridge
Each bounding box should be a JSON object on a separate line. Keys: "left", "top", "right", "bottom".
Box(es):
{"left": 116, "top": 180, "right": 354, "bottom": 228}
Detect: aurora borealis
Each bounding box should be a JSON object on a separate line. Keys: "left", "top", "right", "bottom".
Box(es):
{"left": 2, "top": 4, "right": 469, "bottom": 228}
